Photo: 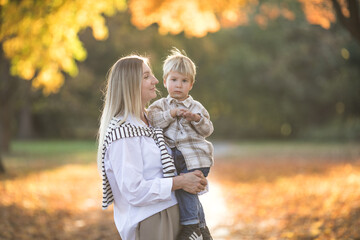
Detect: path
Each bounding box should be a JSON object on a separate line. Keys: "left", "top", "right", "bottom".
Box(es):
{"left": 199, "top": 142, "right": 238, "bottom": 240}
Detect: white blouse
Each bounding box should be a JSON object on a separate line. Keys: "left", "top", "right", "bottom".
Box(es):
{"left": 104, "top": 115, "right": 177, "bottom": 240}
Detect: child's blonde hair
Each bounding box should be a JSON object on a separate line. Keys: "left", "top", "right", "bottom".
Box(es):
{"left": 97, "top": 55, "right": 148, "bottom": 173}
{"left": 163, "top": 48, "right": 196, "bottom": 83}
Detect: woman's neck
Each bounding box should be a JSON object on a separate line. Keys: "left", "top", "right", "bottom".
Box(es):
{"left": 140, "top": 111, "right": 149, "bottom": 126}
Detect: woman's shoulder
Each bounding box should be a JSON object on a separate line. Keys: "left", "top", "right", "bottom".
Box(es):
{"left": 114, "top": 114, "right": 147, "bottom": 128}
{"left": 149, "top": 97, "right": 168, "bottom": 107}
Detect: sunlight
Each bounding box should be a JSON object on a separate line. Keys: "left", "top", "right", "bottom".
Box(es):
{"left": 2, "top": 141, "right": 360, "bottom": 239}
{"left": 200, "top": 179, "right": 234, "bottom": 239}
{"left": 298, "top": 0, "right": 335, "bottom": 29}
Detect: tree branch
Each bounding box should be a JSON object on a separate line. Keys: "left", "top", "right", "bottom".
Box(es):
{"left": 331, "top": 0, "right": 348, "bottom": 25}
{"left": 347, "top": 0, "right": 360, "bottom": 26}
{"left": 331, "top": 0, "right": 360, "bottom": 44}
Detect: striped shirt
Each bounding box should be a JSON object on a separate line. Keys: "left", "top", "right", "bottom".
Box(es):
{"left": 101, "top": 117, "right": 176, "bottom": 209}
{"left": 148, "top": 95, "right": 214, "bottom": 170}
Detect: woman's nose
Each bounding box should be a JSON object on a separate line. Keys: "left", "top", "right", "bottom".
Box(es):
{"left": 153, "top": 76, "right": 159, "bottom": 84}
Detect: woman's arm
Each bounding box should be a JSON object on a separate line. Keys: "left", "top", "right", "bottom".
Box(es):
{"left": 107, "top": 138, "right": 173, "bottom": 207}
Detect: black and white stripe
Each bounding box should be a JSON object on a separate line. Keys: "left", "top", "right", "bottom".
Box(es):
{"left": 101, "top": 118, "right": 176, "bottom": 209}
{"left": 190, "top": 232, "right": 203, "bottom": 240}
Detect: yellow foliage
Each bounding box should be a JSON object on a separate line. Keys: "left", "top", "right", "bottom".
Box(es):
{"left": 298, "top": 0, "right": 336, "bottom": 29}
{"left": 0, "top": 0, "right": 126, "bottom": 94}
{"left": 310, "top": 220, "right": 323, "bottom": 236}
{"left": 129, "top": 0, "right": 256, "bottom": 37}
{"left": 212, "top": 156, "right": 360, "bottom": 239}
{"left": 0, "top": 0, "right": 349, "bottom": 95}
{"left": 32, "top": 64, "right": 65, "bottom": 95}
{"left": 91, "top": 16, "right": 109, "bottom": 40}
{"left": 129, "top": 0, "right": 346, "bottom": 36}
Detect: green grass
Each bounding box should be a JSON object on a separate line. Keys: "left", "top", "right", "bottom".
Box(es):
{"left": 6, "top": 139, "right": 360, "bottom": 159}
{"left": 2, "top": 140, "right": 98, "bottom": 175}
{"left": 213, "top": 140, "right": 360, "bottom": 160}
{"left": 2, "top": 140, "right": 359, "bottom": 175}
{"left": 11, "top": 140, "right": 97, "bottom": 155}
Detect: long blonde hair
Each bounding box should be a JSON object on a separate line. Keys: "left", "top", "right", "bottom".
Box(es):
{"left": 97, "top": 55, "right": 148, "bottom": 172}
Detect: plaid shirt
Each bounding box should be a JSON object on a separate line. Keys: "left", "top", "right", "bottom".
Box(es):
{"left": 148, "top": 95, "right": 214, "bottom": 170}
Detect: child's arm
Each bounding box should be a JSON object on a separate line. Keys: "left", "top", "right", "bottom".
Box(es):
{"left": 147, "top": 100, "right": 177, "bottom": 129}
{"left": 182, "top": 106, "right": 214, "bottom": 137}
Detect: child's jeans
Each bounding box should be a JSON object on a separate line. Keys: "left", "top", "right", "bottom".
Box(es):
{"left": 172, "top": 147, "right": 210, "bottom": 227}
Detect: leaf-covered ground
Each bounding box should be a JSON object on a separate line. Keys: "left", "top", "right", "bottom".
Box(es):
{"left": 1, "top": 141, "right": 359, "bottom": 240}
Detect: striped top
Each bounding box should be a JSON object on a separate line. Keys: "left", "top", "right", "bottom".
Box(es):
{"left": 101, "top": 117, "right": 176, "bottom": 209}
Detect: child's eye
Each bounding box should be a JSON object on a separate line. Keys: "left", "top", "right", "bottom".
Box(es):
{"left": 182, "top": 79, "right": 188, "bottom": 83}
{"left": 171, "top": 79, "right": 176, "bottom": 81}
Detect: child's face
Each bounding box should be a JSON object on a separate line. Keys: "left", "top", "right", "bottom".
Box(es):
{"left": 164, "top": 71, "right": 193, "bottom": 101}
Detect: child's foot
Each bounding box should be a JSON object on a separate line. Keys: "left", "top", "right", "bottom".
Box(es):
{"left": 177, "top": 224, "right": 203, "bottom": 240}
{"left": 200, "top": 226, "right": 213, "bottom": 240}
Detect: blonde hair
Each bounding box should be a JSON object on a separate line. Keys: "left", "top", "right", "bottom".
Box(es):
{"left": 163, "top": 48, "right": 196, "bottom": 83}
{"left": 97, "top": 55, "right": 148, "bottom": 172}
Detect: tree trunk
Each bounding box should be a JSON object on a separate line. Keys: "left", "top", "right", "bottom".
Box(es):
{"left": 331, "top": 0, "right": 360, "bottom": 45}
{"left": 18, "top": 80, "right": 34, "bottom": 139}
{"left": 0, "top": 42, "right": 19, "bottom": 173}
{"left": 0, "top": 150, "right": 4, "bottom": 174}
{"left": 0, "top": 43, "right": 16, "bottom": 153}
{"left": 0, "top": 100, "right": 13, "bottom": 152}
{"left": 0, "top": 4, "right": 5, "bottom": 172}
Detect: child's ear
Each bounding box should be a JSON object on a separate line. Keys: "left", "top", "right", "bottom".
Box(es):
{"left": 163, "top": 77, "right": 167, "bottom": 87}
{"left": 189, "top": 81, "right": 194, "bottom": 90}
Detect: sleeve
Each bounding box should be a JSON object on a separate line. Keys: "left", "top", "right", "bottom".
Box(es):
{"left": 106, "top": 137, "right": 173, "bottom": 207}
{"left": 190, "top": 103, "right": 214, "bottom": 137}
{"left": 147, "top": 99, "right": 176, "bottom": 128}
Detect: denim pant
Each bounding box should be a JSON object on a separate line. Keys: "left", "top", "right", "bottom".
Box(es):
{"left": 172, "top": 147, "right": 209, "bottom": 227}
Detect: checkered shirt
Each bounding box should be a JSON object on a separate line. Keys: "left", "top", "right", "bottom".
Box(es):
{"left": 148, "top": 95, "right": 214, "bottom": 170}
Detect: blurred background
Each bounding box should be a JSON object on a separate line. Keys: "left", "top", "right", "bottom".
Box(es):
{"left": 1, "top": 0, "right": 360, "bottom": 239}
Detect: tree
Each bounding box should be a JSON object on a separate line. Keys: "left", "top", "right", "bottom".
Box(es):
{"left": 0, "top": 0, "right": 126, "bottom": 94}
{"left": 0, "top": 0, "right": 126, "bottom": 172}
{"left": 0, "top": 0, "right": 358, "bottom": 173}
{"left": 1, "top": 0, "right": 357, "bottom": 95}
{"left": 300, "top": 0, "right": 360, "bottom": 43}
{"left": 129, "top": 0, "right": 360, "bottom": 44}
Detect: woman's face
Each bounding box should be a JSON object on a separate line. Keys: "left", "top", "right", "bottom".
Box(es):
{"left": 141, "top": 62, "right": 159, "bottom": 105}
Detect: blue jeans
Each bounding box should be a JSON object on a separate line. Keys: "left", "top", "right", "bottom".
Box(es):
{"left": 172, "top": 147, "right": 210, "bottom": 227}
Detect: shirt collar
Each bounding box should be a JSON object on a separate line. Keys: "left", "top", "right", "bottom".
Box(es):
{"left": 166, "top": 95, "right": 193, "bottom": 108}
{"left": 114, "top": 114, "right": 148, "bottom": 127}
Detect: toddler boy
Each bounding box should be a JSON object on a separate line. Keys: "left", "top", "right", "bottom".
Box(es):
{"left": 148, "top": 48, "right": 214, "bottom": 240}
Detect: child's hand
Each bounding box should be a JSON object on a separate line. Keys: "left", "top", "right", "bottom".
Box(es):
{"left": 182, "top": 110, "right": 201, "bottom": 122}
{"left": 170, "top": 108, "right": 187, "bottom": 118}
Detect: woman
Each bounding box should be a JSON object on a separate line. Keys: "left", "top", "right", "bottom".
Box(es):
{"left": 97, "top": 55, "right": 207, "bottom": 240}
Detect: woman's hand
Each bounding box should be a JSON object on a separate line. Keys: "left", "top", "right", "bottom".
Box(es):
{"left": 172, "top": 170, "right": 207, "bottom": 194}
